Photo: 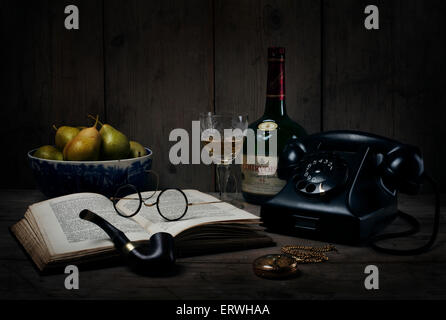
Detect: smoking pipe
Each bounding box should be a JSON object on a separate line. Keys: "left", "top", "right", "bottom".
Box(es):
{"left": 79, "top": 209, "right": 176, "bottom": 269}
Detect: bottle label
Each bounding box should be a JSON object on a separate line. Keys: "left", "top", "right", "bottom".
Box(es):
{"left": 258, "top": 121, "right": 278, "bottom": 131}
{"left": 241, "top": 155, "right": 286, "bottom": 196}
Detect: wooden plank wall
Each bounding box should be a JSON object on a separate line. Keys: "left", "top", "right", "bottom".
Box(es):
{"left": 1, "top": 0, "right": 105, "bottom": 189}
{"left": 103, "top": 0, "right": 214, "bottom": 190}
{"left": 214, "top": 0, "right": 321, "bottom": 133}
{"left": 323, "top": 0, "right": 446, "bottom": 191}
{"left": 1, "top": 0, "right": 445, "bottom": 191}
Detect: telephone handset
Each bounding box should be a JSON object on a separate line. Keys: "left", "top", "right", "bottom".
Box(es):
{"left": 261, "top": 130, "right": 440, "bottom": 255}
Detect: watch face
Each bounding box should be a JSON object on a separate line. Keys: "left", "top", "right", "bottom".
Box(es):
{"left": 253, "top": 254, "right": 300, "bottom": 279}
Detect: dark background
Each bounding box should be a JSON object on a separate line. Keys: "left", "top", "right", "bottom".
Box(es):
{"left": 1, "top": 0, "right": 445, "bottom": 192}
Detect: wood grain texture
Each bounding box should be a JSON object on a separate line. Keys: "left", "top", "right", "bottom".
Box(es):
{"left": 322, "top": 0, "right": 395, "bottom": 135}
{"left": 323, "top": 0, "right": 446, "bottom": 189}
{"left": 214, "top": 0, "right": 321, "bottom": 134}
{"left": 0, "top": 0, "right": 104, "bottom": 188}
{"left": 1, "top": 259, "right": 445, "bottom": 299}
{"left": 1, "top": 0, "right": 445, "bottom": 192}
{"left": 1, "top": 190, "right": 445, "bottom": 299}
{"left": 103, "top": 0, "right": 214, "bottom": 191}
{"left": 391, "top": 0, "right": 446, "bottom": 190}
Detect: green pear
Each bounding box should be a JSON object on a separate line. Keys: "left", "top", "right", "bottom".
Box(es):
{"left": 129, "top": 141, "right": 147, "bottom": 158}
{"left": 34, "top": 145, "right": 63, "bottom": 160}
{"left": 54, "top": 125, "right": 80, "bottom": 150}
{"left": 63, "top": 117, "right": 101, "bottom": 161}
{"left": 96, "top": 121, "right": 130, "bottom": 160}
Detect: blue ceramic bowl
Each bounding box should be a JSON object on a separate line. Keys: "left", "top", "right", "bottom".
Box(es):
{"left": 28, "top": 148, "right": 153, "bottom": 198}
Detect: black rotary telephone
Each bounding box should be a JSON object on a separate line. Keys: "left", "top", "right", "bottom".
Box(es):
{"left": 261, "top": 130, "right": 440, "bottom": 255}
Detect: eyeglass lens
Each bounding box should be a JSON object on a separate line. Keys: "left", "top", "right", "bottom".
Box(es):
{"left": 113, "top": 184, "right": 142, "bottom": 218}
{"left": 156, "top": 189, "right": 188, "bottom": 221}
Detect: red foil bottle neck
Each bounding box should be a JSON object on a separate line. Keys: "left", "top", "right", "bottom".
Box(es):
{"left": 266, "top": 47, "right": 285, "bottom": 101}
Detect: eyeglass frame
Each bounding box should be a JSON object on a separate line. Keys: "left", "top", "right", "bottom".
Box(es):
{"left": 110, "top": 170, "right": 223, "bottom": 221}
{"left": 112, "top": 186, "right": 190, "bottom": 221}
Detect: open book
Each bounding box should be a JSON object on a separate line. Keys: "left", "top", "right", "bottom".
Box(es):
{"left": 11, "top": 190, "right": 274, "bottom": 271}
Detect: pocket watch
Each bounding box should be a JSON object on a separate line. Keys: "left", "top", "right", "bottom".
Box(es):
{"left": 253, "top": 244, "right": 337, "bottom": 279}
{"left": 252, "top": 254, "right": 300, "bottom": 279}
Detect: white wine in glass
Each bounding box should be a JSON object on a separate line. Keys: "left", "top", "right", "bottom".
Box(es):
{"left": 201, "top": 136, "right": 244, "bottom": 165}
{"left": 199, "top": 113, "right": 248, "bottom": 201}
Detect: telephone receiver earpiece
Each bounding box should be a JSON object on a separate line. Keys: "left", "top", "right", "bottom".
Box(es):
{"left": 277, "top": 138, "right": 307, "bottom": 180}
{"left": 79, "top": 209, "right": 176, "bottom": 269}
{"left": 381, "top": 145, "right": 425, "bottom": 195}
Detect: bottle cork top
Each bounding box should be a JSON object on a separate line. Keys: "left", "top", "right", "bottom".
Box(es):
{"left": 268, "top": 47, "right": 285, "bottom": 59}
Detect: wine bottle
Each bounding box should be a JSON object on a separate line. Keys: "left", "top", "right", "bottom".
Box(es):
{"left": 241, "top": 47, "right": 307, "bottom": 204}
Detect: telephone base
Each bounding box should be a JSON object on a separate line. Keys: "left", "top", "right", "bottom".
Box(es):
{"left": 260, "top": 206, "right": 398, "bottom": 245}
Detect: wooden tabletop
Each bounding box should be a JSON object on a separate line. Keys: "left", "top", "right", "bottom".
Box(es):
{"left": 0, "top": 190, "right": 445, "bottom": 300}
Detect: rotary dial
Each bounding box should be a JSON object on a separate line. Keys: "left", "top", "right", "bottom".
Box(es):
{"left": 295, "top": 152, "right": 348, "bottom": 196}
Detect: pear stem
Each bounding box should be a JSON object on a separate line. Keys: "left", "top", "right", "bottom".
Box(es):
{"left": 94, "top": 115, "right": 99, "bottom": 129}
{"left": 88, "top": 114, "right": 103, "bottom": 128}
{"left": 52, "top": 124, "right": 58, "bottom": 131}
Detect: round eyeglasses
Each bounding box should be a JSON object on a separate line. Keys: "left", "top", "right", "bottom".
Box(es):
{"left": 110, "top": 172, "right": 222, "bottom": 221}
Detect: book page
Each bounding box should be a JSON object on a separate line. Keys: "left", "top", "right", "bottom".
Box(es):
{"left": 116, "top": 189, "right": 260, "bottom": 237}
{"left": 30, "top": 193, "right": 150, "bottom": 255}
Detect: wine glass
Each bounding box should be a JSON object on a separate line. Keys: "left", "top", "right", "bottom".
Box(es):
{"left": 199, "top": 112, "right": 248, "bottom": 202}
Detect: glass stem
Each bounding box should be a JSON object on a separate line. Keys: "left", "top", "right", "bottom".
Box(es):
{"left": 216, "top": 164, "right": 231, "bottom": 200}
